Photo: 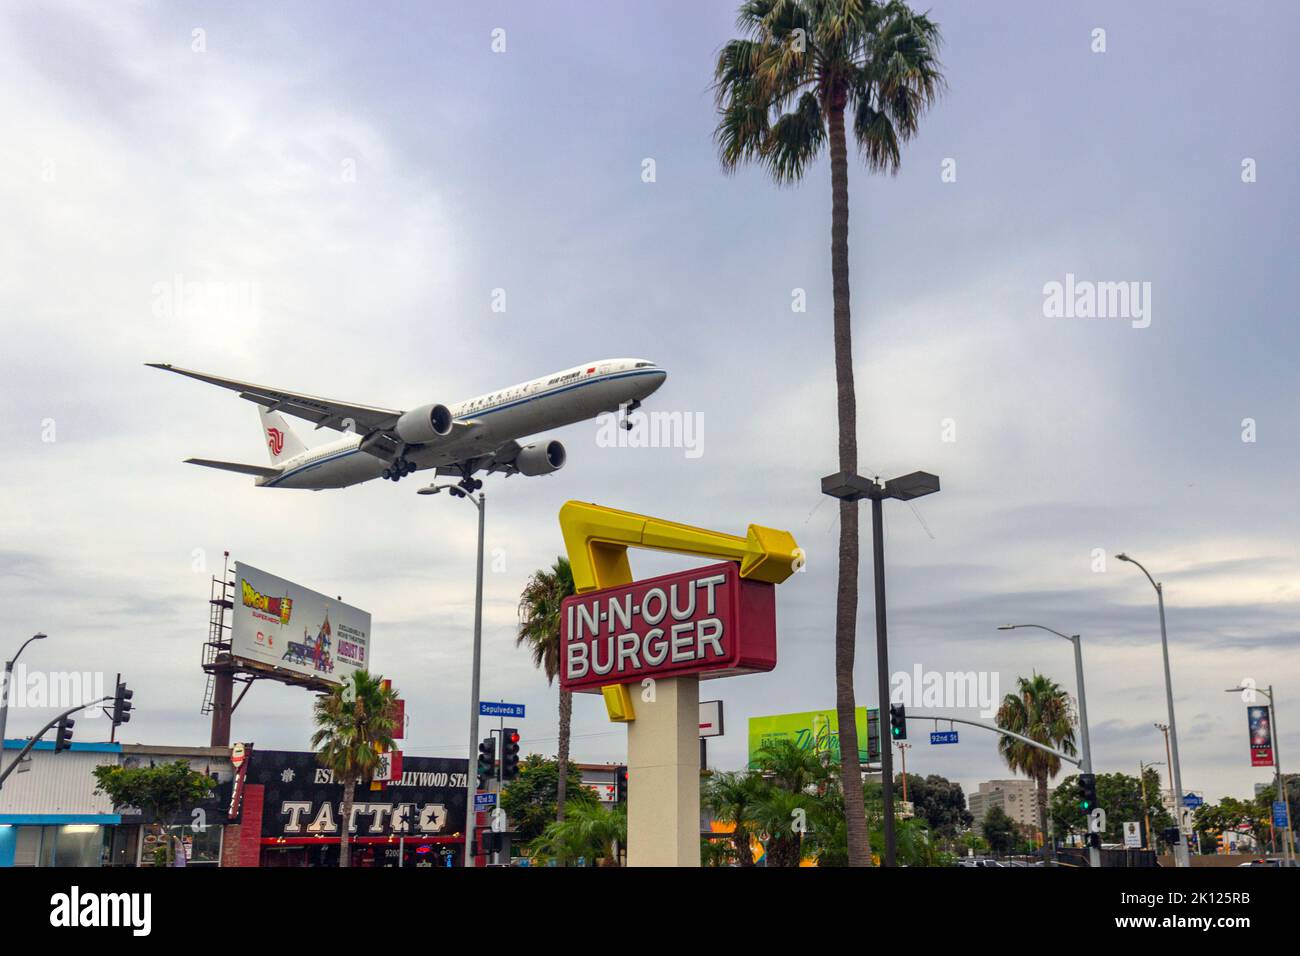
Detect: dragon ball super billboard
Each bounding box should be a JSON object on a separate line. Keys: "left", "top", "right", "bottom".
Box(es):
{"left": 231, "top": 562, "right": 371, "bottom": 685}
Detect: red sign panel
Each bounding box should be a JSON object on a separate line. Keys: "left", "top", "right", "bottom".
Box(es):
{"left": 560, "top": 561, "right": 776, "bottom": 694}
{"left": 1248, "top": 705, "right": 1274, "bottom": 767}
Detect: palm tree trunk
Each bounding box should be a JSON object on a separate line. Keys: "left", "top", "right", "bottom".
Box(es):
{"left": 1036, "top": 770, "right": 1049, "bottom": 860}
{"left": 556, "top": 688, "right": 572, "bottom": 822}
{"left": 826, "top": 99, "right": 869, "bottom": 868}
{"left": 339, "top": 779, "right": 355, "bottom": 868}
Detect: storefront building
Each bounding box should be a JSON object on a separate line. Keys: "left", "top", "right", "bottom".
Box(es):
{"left": 2, "top": 740, "right": 470, "bottom": 867}
{"left": 0, "top": 740, "right": 123, "bottom": 867}
{"left": 226, "top": 749, "right": 469, "bottom": 867}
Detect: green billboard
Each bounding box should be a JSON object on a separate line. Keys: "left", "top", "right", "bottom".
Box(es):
{"left": 747, "top": 707, "right": 880, "bottom": 768}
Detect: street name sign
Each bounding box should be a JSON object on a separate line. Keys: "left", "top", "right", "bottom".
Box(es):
{"left": 479, "top": 701, "right": 525, "bottom": 719}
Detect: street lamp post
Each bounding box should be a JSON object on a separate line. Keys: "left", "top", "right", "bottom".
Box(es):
{"left": 0, "top": 632, "right": 48, "bottom": 790}
{"left": 1225, "top": 683, "right": 1294, "bottom": 865}
{"left": 998, "top": 623, "right": 1095, "bottom": 867}
{"left": 822, "top": 469, "right": 939, "bottom": 868}
{"left": 1116, "top": 552, "right": 1190, "bottom": 867}
{"left": 420, "top": 483, "right": 485, "bottom": 868}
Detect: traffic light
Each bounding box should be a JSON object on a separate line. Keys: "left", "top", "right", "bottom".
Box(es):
{"left": 479, "top": 830, "right": 500, "bottom": 856}
{"left": 1078, "top": 773, "right": 1097, "bottom": 813}
{"left": 615, "top": 765, "right": 628, "bottom": 803}
{"left": 54, "top": 716, "right": 75, "bottom": 752}
{"left": 1087, "top": 832, "right": 1102, "bottom": 849}
{"left": 888, "top": 704, "right": 907, "bottom": 741}
{"left": 1161, "top": 826, "right": 1181, "bottom": 846}
{"left": 476, "top": 737, "right": 496, "bottom": 784}
{"left": 111, "top": 681, "right": 133, "bottom": 726}
{"left": 500, "top": 728, "right": 520, "bottom": 781}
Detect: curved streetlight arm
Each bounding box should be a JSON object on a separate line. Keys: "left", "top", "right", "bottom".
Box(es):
{"left": 1000, "top": 623, "right": 1074, "bottom": 642}
{"left": 8, "top": 633, "right": 47, "bottom": 668}
{"left": 1117, "top": 553, "right": 1160, "bottom": 592}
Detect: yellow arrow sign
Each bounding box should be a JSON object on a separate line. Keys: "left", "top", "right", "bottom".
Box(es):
{"left": 558, "top": 501, "right": 801, "bottom": 593}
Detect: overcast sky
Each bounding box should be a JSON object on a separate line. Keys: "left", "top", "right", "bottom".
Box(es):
{"left": 2, "top": 0, "right": 1297, "bottom": 805}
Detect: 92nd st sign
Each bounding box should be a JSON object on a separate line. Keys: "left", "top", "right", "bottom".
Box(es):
{"left": 559, "top": 561, "right": 776, "bottom": 693}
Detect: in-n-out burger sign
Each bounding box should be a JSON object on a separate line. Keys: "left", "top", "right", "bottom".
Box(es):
{"left": 560, "top": 561, "right": 776, "bottom": 693}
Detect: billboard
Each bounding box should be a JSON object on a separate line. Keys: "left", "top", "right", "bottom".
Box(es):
{"left": 231, "top": 562, "right": 371, "bottom": 685}
{"left": 748, "top": 707, "right": 880, "bottom": 768}
{"left": 1248, "top": 705, "right": 1274, "bottom": 767}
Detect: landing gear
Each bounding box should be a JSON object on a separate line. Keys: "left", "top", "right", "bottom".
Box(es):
{"left": 455, "top": 466, "right": 483, "bottom": 494}
{"left": 620, "top": 399, "right": 642, "bottom": 431}
{"left": 385, "top": 458, "right": 418, "bottom": 481}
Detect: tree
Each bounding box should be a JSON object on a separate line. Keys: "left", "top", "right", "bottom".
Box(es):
{"left": 92, "top": 761, "right": 215, "bottom": 866}
{"left": 714, "top": 0, "right": 944, "bottom": 867}
{"left": 896, "top": 773, "right": 973, "bottom": 837}
{"left": 529, "top": 801, "right": 627, "bottom": 866}
{"left": 1051, "top": 769, "right": 1172, "bottom": 846}
{"left": 500, "top": 753, "right": 597, "bottom": 845}
{"left": 702, "top": 770, "right": 766, "bottom": 866}
{"left": 516, "top": 556, "right": 576, "bottom": 821}
{"left": 981, "top": 805, "right": 1017, "bottom": 857}
{"left": 995, "top": 673, "right": 1077, "bottom": 856}
{"left": 310, "top": 670, "right": 400, "bottom": 868}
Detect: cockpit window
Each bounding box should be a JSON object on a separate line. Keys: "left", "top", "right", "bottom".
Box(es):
{"left": 634, "top": 361, "right": 654, "bottom": 368}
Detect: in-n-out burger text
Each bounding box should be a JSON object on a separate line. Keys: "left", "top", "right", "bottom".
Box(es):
{"left": 566, "top": 571, "right": 727, "bottom": 679}
{"left": 560, "top": 561, "right": 777, "bottom": 693}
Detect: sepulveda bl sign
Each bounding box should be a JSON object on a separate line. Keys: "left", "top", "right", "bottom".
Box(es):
{"left": 559, "top": 560, "right": 776, "bottom": 693}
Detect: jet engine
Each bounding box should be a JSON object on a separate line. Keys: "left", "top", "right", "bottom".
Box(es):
{"left": 515, "top": 440, "right": 566, "bottom": 476}
{"left": 394, "top": 403, "right": 453, "bottom": 444}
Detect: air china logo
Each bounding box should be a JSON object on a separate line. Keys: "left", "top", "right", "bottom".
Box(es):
{"left": 242, "top": 580, "right": 293, "bottom": 624}
{"left": 266, "top": 427, "right": 285, "bottom": 456}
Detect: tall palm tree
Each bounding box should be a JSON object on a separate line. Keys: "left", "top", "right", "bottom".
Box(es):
{"left": 516, "top": 556, "right": 576, "bottom": 821}
{"left": 713, "top": 0, "right": 944, "bottom": 867}
{"left": 310, "top": 670, "right": 400, "bottom": 868}
{"left": 995, "top": 673, "right": 1077, "bottom": 858}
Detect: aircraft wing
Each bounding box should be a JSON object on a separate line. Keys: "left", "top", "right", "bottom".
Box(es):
{"left": 436, "top": 440, "right": 529, "bottom": 478}
{"left": 146, "top": 363, "right": 403, "bottom": 433}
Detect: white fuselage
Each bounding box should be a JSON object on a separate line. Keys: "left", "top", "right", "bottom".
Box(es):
{"left": 260, "top": 358, "right": 666, "bottom": 489}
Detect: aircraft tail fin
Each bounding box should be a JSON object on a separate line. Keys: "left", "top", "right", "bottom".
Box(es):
{"left": 258, "top": 407, "right": 307, "bottom": 464}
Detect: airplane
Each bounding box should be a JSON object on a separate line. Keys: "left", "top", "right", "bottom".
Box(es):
{"left": 147, "top": 358, "right": 667, "bottom": 492}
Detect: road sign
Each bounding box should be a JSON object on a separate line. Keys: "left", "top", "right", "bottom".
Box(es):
{"left": 480, "top": 701, "right": 525, "bottom": 719}
{"left": 474, "top": 792, "right": 498, "bottom": 810}
{"left": 1182, "top": 792, "right": 1204, "bottom": 809}
{"left": 1088, "top": 807, "right": 1107, "bottom": 833}
{"left": 1274, "top": 800, "right": 1290, "bottom": 828}
{"left": 930, "top": 730, "right": 959, "bottom": 745}
{"left": 1123, "top": 821, "right": 1141, "bottom": 848}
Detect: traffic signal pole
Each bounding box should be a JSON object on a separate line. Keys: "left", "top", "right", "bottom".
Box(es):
{"left": 0, "top": 697, "right": 111, "bottom": 790}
